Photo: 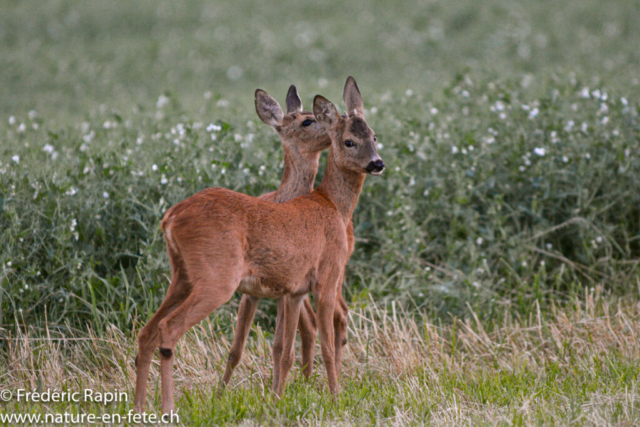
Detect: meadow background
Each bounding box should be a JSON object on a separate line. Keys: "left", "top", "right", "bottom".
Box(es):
{"left": 1, "top": 0, "right": 640, "bottom": 425}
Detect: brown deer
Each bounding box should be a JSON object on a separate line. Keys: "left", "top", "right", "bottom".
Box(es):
{"left": 134, "top": 85, "right": 332, "bottom": 411}
{"left": 139, "top": 77, "right": 383, "bottom": 413}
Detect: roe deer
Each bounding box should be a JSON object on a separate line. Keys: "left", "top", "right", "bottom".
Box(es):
{"left": 134, "top": 85, "right": 332, "bottom": 411}
{"left": 141, "top": 77, "right": 383, "bottom": 413}
{"left": 220, "top": 85, "right": 351, "bottom": 389}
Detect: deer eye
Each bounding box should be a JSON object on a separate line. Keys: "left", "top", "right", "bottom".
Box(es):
{"left": 374, "top": 135, "right": 377, "bottom": 141}
{"left": 344, "top": 140, "right": 354, "bottom": 148}
{"left": 301, "top": 119, "right": 313, "bottom": 127}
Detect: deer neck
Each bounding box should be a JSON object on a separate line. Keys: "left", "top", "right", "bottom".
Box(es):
{"left": 317, "top": 147, "right": 366, "bottom": 223}
{"left": 273, "top": 144, "right": 319, "bottom": 203}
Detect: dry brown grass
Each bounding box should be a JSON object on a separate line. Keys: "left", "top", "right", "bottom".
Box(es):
{"left": 2, "top": 290, "right": 640, "bottom": 425}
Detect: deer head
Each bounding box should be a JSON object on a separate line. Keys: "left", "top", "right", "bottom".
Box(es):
{"left": 313, "top": 77, "right": 385, "bottom": 176}
{"left": 255, "top": 86, "right": 332, "bottom": 156}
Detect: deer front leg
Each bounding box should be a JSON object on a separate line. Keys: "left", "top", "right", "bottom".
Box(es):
{"left": 298, "top": 297, "right": 317, "bottom": 379}
{"left": 334, "top": 290, "right": 349, "bottom": 376}
{"left": 271, "top": 298, "right": 285, "bottom": 392}
{"left": 220, "top": 295, "right": 260, "bottom": 392}
{"left": 316, "top": 279, "right": 338, "bottom": 395}
{"left": 274, "top": 295, "right": 305, "bottom": 396}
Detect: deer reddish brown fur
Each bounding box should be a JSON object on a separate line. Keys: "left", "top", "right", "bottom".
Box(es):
{"left": 134, "top": 85, "right": 330, "bottom": 411}
{"left": 136, "top": 77, "right": 383, "bottom": 414}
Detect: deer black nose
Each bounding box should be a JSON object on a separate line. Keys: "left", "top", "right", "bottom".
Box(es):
{"left": 366, "top": 159, "right": 385, "bottom": 173}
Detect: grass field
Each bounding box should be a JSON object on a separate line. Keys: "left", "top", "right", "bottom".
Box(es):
{"left": 1, "top": 0, "right": 640, "bottom": 425}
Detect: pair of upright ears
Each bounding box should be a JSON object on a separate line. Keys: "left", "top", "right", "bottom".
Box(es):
{"left": 255, "top": 76, "right": 363, "bottom": 128}
{"left": 255, "top": 85, "right": 302, "bottom": 127}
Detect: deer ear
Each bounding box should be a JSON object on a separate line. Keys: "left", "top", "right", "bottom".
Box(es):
{"left": 255, "top": 89, "right": 284, "bottom": 128}
{"left": 286, "top": 85, "right": 303, "bottom": 114}
{"left": 313, "top": 95, "right": 340, "bottom": 126}
{"left": 343, "top": 76, "right": 364, "bottom": 118}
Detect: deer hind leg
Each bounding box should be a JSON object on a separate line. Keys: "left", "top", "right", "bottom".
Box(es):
{"left": 157, "top": 263, "right": 239, "bottom": 415}
{"left": 220, "top": 294, "right": 260, "bottom": 392}
{"left": 274, "top": 294, "right": 305, "bottom": 396}
{"left": 134, "top": 256, "right": 192, "bottom": 412}
{"left": 297, "top": 296, "right": 317, "bottom": 379}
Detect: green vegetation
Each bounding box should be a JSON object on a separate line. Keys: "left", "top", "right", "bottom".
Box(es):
{"left": 1, "top": 0, "right": 640, "bottom": 424}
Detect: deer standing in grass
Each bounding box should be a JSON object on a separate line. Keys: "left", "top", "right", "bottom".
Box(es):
{"left": 136, "top": 77, "right": 383, "bottom": 413}
{"left": 220, "top": 87, "right": 353, "bottom": 390}
{"left": 134, "top": 85, "right": 332, "bottom": 411}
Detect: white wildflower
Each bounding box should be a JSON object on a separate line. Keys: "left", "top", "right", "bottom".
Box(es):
{"left": 103, "top": 191, "right": 109, "bottom": 199}
{"left": 451, "top": 146, "right": 459, "bottom": 154}
{"left": 12, "top": 155, "right": 20, "bottom": 164}
{"left": 528, "top": 108, "right": 539, "bottom": 119}
{"left": 564, "top": 120, "right": 574, "bottom": 131}
{"left": 9, "top": 116, "right": 16, "bottom": 125}
{"left": 43, "top": 144, "right": 54, "bottom": 153}
{"left": 160, "top": 174, "right": 168, "bottom": 185}
{"left": 156, "top": 95, "right": 170, "bottom": 108}
{"left": 83, "top": 131, "right": 95, "bottom": 143}
{"left": 534, "top": 147, "right": 546, "bottom": 156}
